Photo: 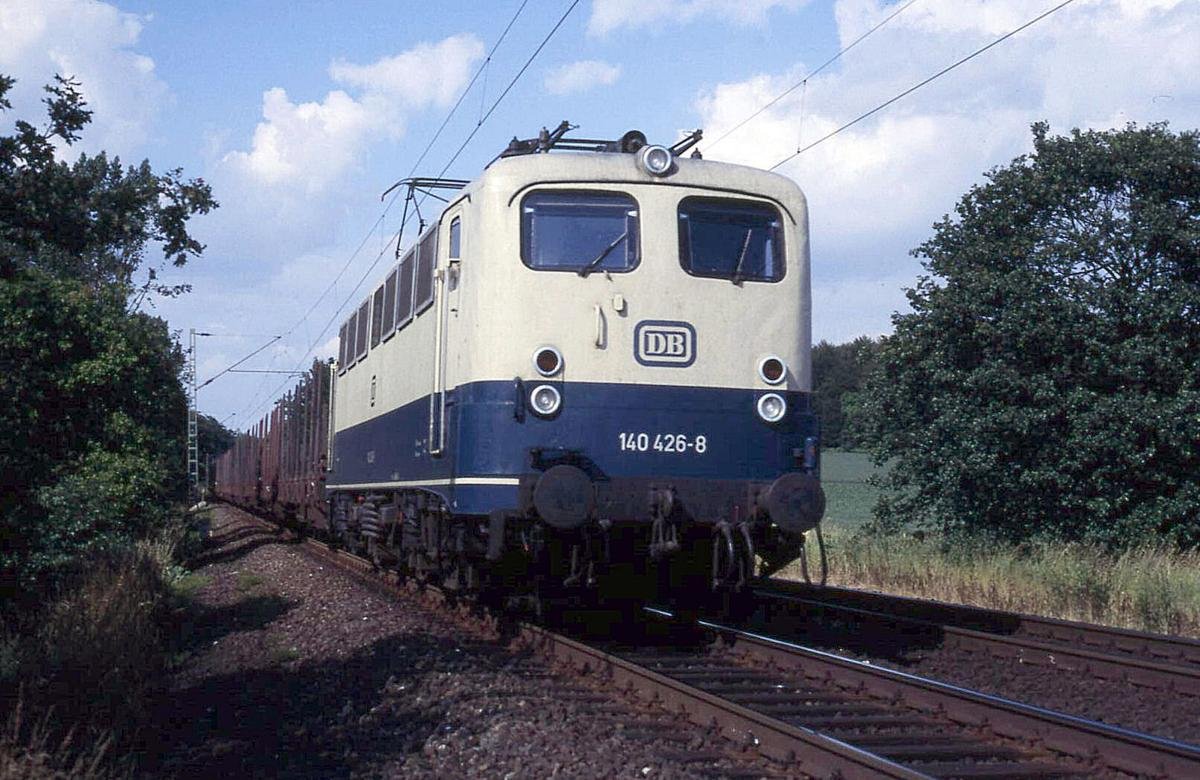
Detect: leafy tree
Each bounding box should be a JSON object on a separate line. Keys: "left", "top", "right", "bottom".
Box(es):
{"left": 853, "top": 122, "right": 1200, "bottom": 549}
{"left": 198, "top": 413, "right": 236, "bottom": 463}
{"left": 0, "top": 74, "right": 216, "bottom": 602}
{"left": 0, "top": 75, "right": 215, "bottom": 302}
{"left": 812, "top": 336, "right": 882, "bottom": 449}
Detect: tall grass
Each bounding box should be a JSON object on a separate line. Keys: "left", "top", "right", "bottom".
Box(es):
{"left": 783, "top": 527, "right": 1200, "bottom": 637}
{"left": 1, "top": 698, "right": 112, "bottom": 779}
{"left": 0, "top": 514, "right": 205, "bottom": 777}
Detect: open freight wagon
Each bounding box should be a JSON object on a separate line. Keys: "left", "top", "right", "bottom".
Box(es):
{"left": 214, "top": 360, "right": 333, "bottom": 527}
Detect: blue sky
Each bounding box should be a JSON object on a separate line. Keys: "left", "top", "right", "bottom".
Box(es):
{"left": 3, "top": 0, "right": 1197, "bottom": 426}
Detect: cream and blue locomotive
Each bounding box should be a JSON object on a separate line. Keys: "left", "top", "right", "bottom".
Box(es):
{"left": 327, "top": 125, "right": 825, "bottom": 608}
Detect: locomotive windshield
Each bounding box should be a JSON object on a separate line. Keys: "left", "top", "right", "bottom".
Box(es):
{"left": 521, "top": 191, "right": 639, "bottom": 274}
{"left": 678, "top": 197, "right": 784, "bottom": 283}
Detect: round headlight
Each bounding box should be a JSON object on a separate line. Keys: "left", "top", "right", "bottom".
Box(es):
{"left": 529, "top": 384, "right": 562, "bottom": 417}
{"left": 757, "top": 393, "right": 787, "bottom": 423}
{"left": 638, "top": 145, "right": 672, "bottom": 176}
{"left": 758, "top": 356, "right": 786, "bottom": 385}
{"left": 533, "top": 346, "right": 563, "bottom": 377}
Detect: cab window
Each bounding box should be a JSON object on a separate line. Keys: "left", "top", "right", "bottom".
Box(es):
{"left": 521, "top": 191, "right": 639, "bottom": 275}
{"left": 448, "top": 216, "right": 461, "bottom": 259}
{"left": 678, "top": 197, "right": 784, "bottom": 283}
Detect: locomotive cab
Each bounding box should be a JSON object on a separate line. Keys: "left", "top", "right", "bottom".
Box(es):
{"left": 324, "top": 126, "right": 824, "bottom": 610}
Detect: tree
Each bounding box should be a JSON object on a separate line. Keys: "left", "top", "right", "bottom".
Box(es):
{"left": 853, "top": 122, "right": 1200, "bottom": 549}
{"left": 0, "top": 75, "right": 215, "bottom": 302}
{"left": 198, "top": 413, "right": 236, "bottom": 464}
{"left": 812, "top": 337, "right": 882, "bottom": 449}
{"left": 0, "top": 74, "right": 216, "bottom": 601}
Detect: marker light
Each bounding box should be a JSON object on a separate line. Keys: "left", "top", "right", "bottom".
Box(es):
{"left": 758, "top": 356, "right": 786, "bottom": 385}
{"left": 638, "top": 145, "right": 673, "bottom": 176}
{"left": 534, "top": 346, "right": 563, "bottom": 377}
{"left": 757, "top": 393, "right": 787, "bottom": 423}
{"left": 530, "top": 384, "right": 562, "bottom": 417}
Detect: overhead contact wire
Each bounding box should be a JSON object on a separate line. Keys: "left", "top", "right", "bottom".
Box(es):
{"left": 707, "top": 0, "right": 922, "bottom": 152}
{"left": 284, "top": 0, "right": 583, "bottom": 398}
{"left": 770, "top": 0, "right": 1079, "bottom": 170}
{"left": 435, "top": 0, "right": 583, "bottom": 179}
{"left": 199, "top": 335, "right": 282, "bottom": 390}
{"left": 238, "top": 0, "right": 541, "bottom": 423}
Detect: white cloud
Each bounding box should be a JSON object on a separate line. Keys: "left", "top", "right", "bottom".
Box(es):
{"left": 696, "top": 0, "right": 1200, "bottom": 337}
{"left": 222, "top": 87, "right": 378, "bottom": 192}
{"left": 0, "top": 0, "right": 167, "bottom": 157}
{"left": 544, "top": 59, "right": 621, "bottom": 95}
{"left": 221, "top": 34, "right": 485, "bottom": 196}
{"left": 589, "top": 0, "right": 806, "bottom": 35}
{"left": 329, "top": 34, "right": 484, "bottom": 108}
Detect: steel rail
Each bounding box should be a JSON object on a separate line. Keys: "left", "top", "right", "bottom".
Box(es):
{"left": 764, "top": 580, "right": 1200, "bottom": 664}
{"left": 756, "top": 585, "right": 1200, "bottom": 697}
{"left": 520, "top": 623, "right": 931, "bottom": 780}
{"left": 708, "top": 619, "right": 1200, "bottom": 779}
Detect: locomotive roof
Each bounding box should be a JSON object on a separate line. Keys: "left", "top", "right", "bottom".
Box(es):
{"left": 459, "top": 151, "right": 806, "bottom": 221}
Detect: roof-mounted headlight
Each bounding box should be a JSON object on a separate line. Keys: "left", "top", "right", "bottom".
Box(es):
{"left": 757, "top": 393, "right": 787, "bottom": 424}
{"left": 638, "top": 145, "right": 673, "bottom": 177}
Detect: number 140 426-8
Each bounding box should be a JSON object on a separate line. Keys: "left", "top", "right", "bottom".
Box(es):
{"left": 618, "top": 432, "right": 707, "bottom": 454}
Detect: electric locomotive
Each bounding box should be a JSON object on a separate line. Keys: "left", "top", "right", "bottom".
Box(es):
{"left": 240, "top": 123, "right": 826, "bottom": 610}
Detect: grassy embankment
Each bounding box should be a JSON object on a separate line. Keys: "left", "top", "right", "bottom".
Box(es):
{"left": 778, "top": 451, "right": 1200, "bottom": 638}
{"left": 0, "top": 508, "right": 210, "bottom": 778}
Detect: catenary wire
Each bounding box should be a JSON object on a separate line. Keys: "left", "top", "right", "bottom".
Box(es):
{"left": 434, "top": 0, "right": 583, "bottom": 180}
{"left": 405, "top": 0, "right": 531, "bottom": 182}
{"left": 241, "top": 0, "right": 584, "bottom": 424}
{"left": 223, "top": 1, "right": 538, "bottom": 425}
{"left": 198, "top": 334, "right": 281, "bottom": 389}
{"left": 237, "top": 0, "right": 532, "bottom": 375}
{"left": 769, "top": 0, "right": 1079, "bottom": 171}
{"left": 292, "top": 0, "right": 552, "bottom": 359}
{"left": 706, "top": 0, "right": 921, "bottom": 152}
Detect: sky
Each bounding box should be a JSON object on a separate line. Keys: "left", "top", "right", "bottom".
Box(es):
{"left": 2, "top": 0, "right": 1197, "bottom": 427}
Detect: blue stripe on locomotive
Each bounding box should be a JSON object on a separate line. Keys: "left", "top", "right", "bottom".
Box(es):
{"left": 329, "top": 380, "right": 818, "bottom": 514}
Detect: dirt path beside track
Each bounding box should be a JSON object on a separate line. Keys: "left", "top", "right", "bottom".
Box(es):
{"left": 143, "top": 505, "right": 781, "bottom": 779}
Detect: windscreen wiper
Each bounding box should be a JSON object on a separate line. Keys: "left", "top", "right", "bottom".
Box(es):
{"left": 578, "top": 230, "right": 629, "bottom": 277}
{"left": 730, "top": 228, "right": 753, "bottom": 285}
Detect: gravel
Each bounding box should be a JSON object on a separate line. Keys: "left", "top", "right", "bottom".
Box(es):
{"left": 143, "top": 506, "right": 789, "bottom": 779}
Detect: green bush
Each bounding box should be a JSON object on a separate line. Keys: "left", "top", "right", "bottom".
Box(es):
{"left": 25, "top": 448, "right": 171, "bottom": 591}
{"left": 0, "top": 273, "right": 187, "bottom": 602}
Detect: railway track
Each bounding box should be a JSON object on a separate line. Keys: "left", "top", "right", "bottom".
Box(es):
{"left": 757, "top": 580, "right": 1200, "bottom": 697}
{"left": 537, "top": 612, "right": 1200, "bottom": 779}
{"left": 231, "top": 507, "right": 1200, "bottom": 779}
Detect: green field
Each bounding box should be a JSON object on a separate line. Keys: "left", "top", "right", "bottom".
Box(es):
{"left": 820, "top": 450, "right": 882, "bottom": 531}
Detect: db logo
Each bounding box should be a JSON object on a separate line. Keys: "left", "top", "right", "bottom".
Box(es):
{"left": 634, "top": 320, "right": 697, "bottom": 367}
